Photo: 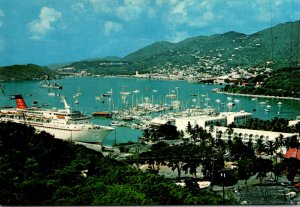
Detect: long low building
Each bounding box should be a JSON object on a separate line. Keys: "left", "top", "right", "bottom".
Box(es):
{"left": 175, "top": 110, "right": 252, "bottom": 133}
{"left": 175, "top": 115, "right": 227, "bottom": 132}
{"left": 213, "top": 126, "right": 298, "bottom": 144}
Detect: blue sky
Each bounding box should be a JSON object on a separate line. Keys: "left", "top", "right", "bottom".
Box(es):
{"left": 0, "top": 0, "right": 299, "bottom": 66}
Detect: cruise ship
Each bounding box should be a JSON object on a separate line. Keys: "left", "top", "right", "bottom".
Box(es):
{"left": 0, "top": 95, "right": 114, "bottom": 143}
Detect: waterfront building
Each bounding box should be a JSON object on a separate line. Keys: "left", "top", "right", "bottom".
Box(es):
{"left": 150, "top": 117, "right": 170, "bottom": 126}
{"left": 175, "top": 111, "right": 252, "bottom": 133}
{"left": 175, "top": 115, "right": 227, "bottom": 132}
{"left": 214, "top": 126, "right": 297, "bottom": 147}
{"left": 219, "top": 111, "right": 252, "bottom": 126}
{"left": 288, "top": 115, "right": 300, "bottom": 126}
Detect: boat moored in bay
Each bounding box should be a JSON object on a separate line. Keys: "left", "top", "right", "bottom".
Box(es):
{"left": 39, "top": 80, "right": 63, "bottom": 89}
{"left": 0, "top": 94, "right": 114, "bottom": 144}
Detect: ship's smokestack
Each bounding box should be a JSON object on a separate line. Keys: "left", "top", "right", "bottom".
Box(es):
{"left": 11, "top": 95, "right": 27, "bottom": 109}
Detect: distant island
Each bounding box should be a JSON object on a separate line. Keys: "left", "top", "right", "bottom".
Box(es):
{"left": 0, "top": 64, "right": 54, "bottom": 81}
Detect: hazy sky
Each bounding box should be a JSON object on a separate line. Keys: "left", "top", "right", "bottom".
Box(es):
{"left": 0, "top": 0, "right": 299, "bottom": 66}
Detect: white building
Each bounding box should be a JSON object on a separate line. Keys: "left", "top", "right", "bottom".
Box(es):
{"left": 214, "top": 126, "right": 297, "bottom": 144}
{"left": 288, "top": 115, "right": 300, "bottom": 126}
{"left": 219, "top": 111, "right": 252, "bottom": 126}
{"left": 175, "top": 115, "right": 227, "bottom": 132}
{"left": 175, "top": 111, "right": 252, "bottom": 133}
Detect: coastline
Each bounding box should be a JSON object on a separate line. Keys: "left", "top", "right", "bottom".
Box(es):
{"left": 216, "top": 91, "right": 300, "bottom": 101}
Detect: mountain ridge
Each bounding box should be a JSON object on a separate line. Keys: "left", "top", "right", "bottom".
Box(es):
{"left": 56, "top": 20, "right": 298, "bottom": 75}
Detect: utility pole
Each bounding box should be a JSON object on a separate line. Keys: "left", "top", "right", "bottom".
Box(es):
{"left": 210, "top": 157, "right": 216, "bottom": 191}
{"left": 221, "top": 169, "right": 226, "bottom": 204}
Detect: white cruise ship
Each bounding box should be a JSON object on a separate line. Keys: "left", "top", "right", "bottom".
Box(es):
{"left": 0, "top": 94, "right": 114, "bottom": 143}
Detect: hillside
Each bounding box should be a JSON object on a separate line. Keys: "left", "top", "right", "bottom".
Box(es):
{"left": 56, "top": 20, "right": 300, "bottom": 75}
{"left": 223, "top": 66, "right": 300, "bottom": 98}
{"left": 0, "top": 64, "right": 55, "bottom": 81}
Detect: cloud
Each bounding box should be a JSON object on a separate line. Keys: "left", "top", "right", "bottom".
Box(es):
{"left": 90, "top": 0, "right": 149, "bottom": 21}
{"left": 169, "top": 31, "right": 189, "bottom": 43}
{"left": 90, "top": 0, "right": 117, "bottom": 14}
{"left": 0, "top": 37, "right": 5, "bottom": 52}
{"left": 0, "top": 9, "right": 4, "bottom": 17}
{"left": 29, "top": 7, "right": 61, "bottom": 40}
{"left": 71, "top": 3, "right": 85, "bottom": 12}
{"left": 251, "top": 0, "right": 288, "bottom": 23}
{"left": 167, "top": 0, "right": 217, "bottom": 28}
{"left": 0, "top": 9, "right": 4, "bottom": 28}
{"left": 103, "top": 21, "right": 123, "bottom": 36}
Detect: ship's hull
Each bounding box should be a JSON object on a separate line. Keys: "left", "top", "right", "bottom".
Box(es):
{"left": 1, "top": 118, "right": 113, "bottom": 143}
{"left": 34, "top": 125, "right": 113, "bottom": 143}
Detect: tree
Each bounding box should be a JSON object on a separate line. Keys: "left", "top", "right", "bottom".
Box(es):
{"left": 215, "top": 132, "right": 226, "bottom": 154}
{"left": 237, "top": 159, "right": 254, "bottom": 184}
{"left": 143, "top": 128, "right": 150, "bottom": 141}
{"left": 266, "top": 140, "right": 276, "bottom": 162}
{"left": 273, "top": 162, "right": 286, "bottom": 184}
{"left": 95, "top": 184, "right": 153, "bottom": 205}
{"left": 230, "top": 136, "right": 255, "bottom": 160}
{"left": 284, "top": 155, "right": 300, "bottom": 183}
{"left": 294, "top": 122, "right": 300, "bottom": 136}
{"left": 255, "top": 136, "right": 266, "bottom": 156}
{"left": 253, "top": 158, "right": 273, "bottom": 185}
{"left": 226, "top": 124, "right": 235, "bottom": 152}
{"left": 0, "top": 122, "right": 225, "bottom": 205}
{"left": 157, "top": 123, "right": 180, "bottom": 140}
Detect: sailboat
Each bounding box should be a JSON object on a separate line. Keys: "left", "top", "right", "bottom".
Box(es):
{"left": 120, "top": 85, "right": 132, "bottom": 96}
{"left": 102, "top": 88, "right": 113, "bottom": 97}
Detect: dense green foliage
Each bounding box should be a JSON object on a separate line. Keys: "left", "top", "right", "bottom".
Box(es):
{"left": 0, "top": 64, "right": 54, "bottom": 81}
{"left": 143, "top": 122, "right": 181, "bottom": 141}
{"left": 224, "top": 66, "right": 300, "bottom": 98}
{"left": 0, "top": 122, "right": 225, "bottom": 205}
{"left": 241, "top": 117, "right": 300, "bottom": 133}
{"left": 130, "top": 122, "right": 300, "bottom": 196}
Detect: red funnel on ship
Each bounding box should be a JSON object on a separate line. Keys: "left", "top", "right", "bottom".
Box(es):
{"left": 11, "top": 95, "right": 27, "bottom": 109}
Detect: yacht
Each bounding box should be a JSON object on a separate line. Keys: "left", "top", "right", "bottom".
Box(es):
{"left": 38, "top": 80, "right": 63, "bottom": 89}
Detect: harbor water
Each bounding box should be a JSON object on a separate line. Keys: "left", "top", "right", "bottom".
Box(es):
{"left": 1, "top": 76, "right": 299, "bottom": 146}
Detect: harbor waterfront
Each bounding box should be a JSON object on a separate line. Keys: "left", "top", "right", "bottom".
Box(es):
{"left": 1, "top": 76, "right": 299, "bottom": 146}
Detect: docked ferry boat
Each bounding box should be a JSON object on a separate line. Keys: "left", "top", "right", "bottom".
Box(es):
{"left": 0, "top": 95, "right": 114, "bottom": 143}
{"left": 38, "top": 80, "right": 63, "bottom": 89}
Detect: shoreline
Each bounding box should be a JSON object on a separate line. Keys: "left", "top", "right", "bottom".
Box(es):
{"left": 217, "top": 91, "right": 300, "bottom": 101}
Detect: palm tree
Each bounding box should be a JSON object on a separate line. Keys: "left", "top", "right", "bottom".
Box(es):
{"left": 266, "top": 140, "right": 276, "bottom": 163}
{"left": 295, "top": 122, "right": 300, "bottom": 136}
{"left": 217, "top": 130, "right": 223, "bottom": 140}
{"left": 143, "top": 128, "right": 150, "bottom": 142}
{"left": 226, "top": 123, "right": 234, "bottom": 140}
{"left": 186, "top": 121, "right": 193, "bottom": 134}
{"left": 255, "top": 137, "right": 266, "bottom": 156}
{"left": 209, "top": 125, "right": 214, "bottom": 134}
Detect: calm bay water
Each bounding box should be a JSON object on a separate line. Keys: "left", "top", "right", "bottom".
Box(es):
{"left": 1, "top": 76, "right": 300, "bottom": 146}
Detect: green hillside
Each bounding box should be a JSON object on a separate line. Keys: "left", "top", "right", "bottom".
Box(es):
{"left": 56, "top": 20, "right": 300, "bottom": 75}
{"left": 223, "top": 66, "right": 300, "bottom": 98}
{"left": 123, "top": 41, "right": 176, "bottom": 62}
{"left": 0, "top": 64, "right": 54, "bottom": 81}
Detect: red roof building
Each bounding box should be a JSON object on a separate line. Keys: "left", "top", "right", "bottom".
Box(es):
{"left": 284, "top": 148, "right": 300, "bottom": 160}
